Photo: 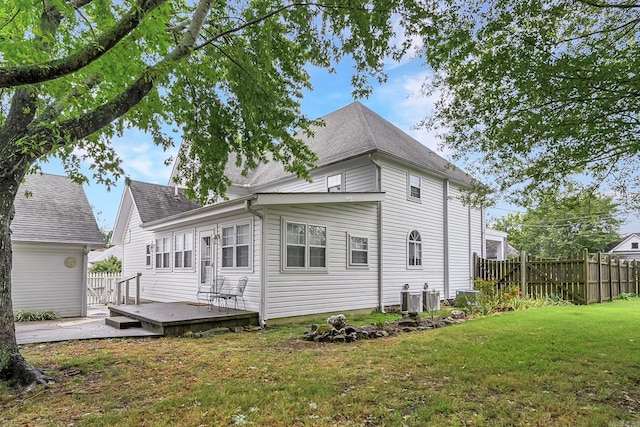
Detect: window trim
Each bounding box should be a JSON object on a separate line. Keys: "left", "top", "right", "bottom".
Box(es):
{"left": 145, "top": 244, "right": 153, "bottom": 269}
{"left": 173, "top": 230, "right": 194, "bottom": 270}
{"left": 407, "top": 229, "right": 423, "bottom": 269}
{"left": 154, "top": 236, "right": 171, "bottom": 270}
{"left": 327, "top": 172, "right": 344, "bottom": 192}
{"left": 282, "top": 218, "right": 328, "bottom": 272}
{"left": 347, "top": 233, "right": 369, "bottom": 268}
{"left": 632, "top": 242, "right": 639, "bottom": 250}
{"left": 407, "top": 172, "right": 422, "bottom": 202}
{"left": 220, "top": 222, "right": 252, "bottom": 270}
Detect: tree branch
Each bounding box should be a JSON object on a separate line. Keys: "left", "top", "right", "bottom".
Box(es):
{"left": 577, "top": 0, "right": 640, "bottom": 9}
{"left": 0, "top": 0, "right": 168, "bottom": 88}
{"left": 25, "top": 0, "right": 214, "bottom": 154}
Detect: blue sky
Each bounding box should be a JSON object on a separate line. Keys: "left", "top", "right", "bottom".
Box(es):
{"left": 39, "top": 56, "right": 640, "bottom": 234}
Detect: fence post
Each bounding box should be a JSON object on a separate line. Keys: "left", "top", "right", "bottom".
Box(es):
{"left": 520, "top": 251, "right": 527, "bottom": 297}
{"left": 597, "top": 252, "right": 603, "bottom": 303}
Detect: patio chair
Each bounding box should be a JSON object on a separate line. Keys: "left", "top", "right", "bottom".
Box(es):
{"left": 217, "top": 276, "right": 248, "bottom": 312}
{"left": 196, "top": 266, "right": 215, "bottom": 307}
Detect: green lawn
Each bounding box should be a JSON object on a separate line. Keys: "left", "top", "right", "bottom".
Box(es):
{"left": 2, "top": 301, "right": 640, "bottom": 426}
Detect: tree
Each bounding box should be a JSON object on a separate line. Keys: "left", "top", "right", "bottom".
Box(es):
{"left": 492, "top": 188, "right": 623, "bottom": 258}
{"left": 419, "top": 0, "right": 640, "bottom": 206}
{"left": 88, "top": 255, "right": 122, "bottom": 274}
{"left": 0, "top": 0, "right": 428, "bottom": 387}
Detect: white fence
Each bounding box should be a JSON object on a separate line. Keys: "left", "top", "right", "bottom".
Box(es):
{"left": 87, "top": 272, "right": 121, "bottom": 305}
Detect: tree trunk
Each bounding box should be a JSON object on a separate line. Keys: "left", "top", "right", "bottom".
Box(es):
{"left": 0, "top": 169, "right": 49, "bottom": 387}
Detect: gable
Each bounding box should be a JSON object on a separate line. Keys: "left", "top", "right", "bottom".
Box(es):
{"left": 170, "top": 102, "right": 478, "bottom": 190}
{"left": 12, "top": 173, "right": 104, "bottom": 246}
{"left": 608, "top": 233, "right": 640, "bottom": 253}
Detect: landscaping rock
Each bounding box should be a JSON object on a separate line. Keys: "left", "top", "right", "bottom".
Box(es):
{"left": 327, "top": 314, "right": 347, "bottom": 329}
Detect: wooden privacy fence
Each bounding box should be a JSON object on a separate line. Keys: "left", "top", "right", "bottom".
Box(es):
{"left": 87, "top": 272, "right": 121, "bottom": 305}
{"left": 474, "top": 250, "right": 639, "bottom": 304}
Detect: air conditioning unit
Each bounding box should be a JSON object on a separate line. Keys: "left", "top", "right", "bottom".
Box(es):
{"left": 422, "top": 290, "right": 440, "bottom": 312}
{"left": 456, "top": 290, "right": 480, "bottom": 306}
{"left": 401, "top": 288, "right": 423, "bottom": 312}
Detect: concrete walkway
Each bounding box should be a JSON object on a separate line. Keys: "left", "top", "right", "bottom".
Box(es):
{"left": 15, "top": 306, "right": 161, "bottom": 345}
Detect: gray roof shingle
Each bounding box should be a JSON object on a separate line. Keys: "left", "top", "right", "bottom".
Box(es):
{"left": 224, "top": 101, "right": 475, "bottom": 187}
{"left": 12, "top": 173, "right": 105, "bottom": 246}
{"left": 128, "top": 180, "right": 201, "bottom": 224}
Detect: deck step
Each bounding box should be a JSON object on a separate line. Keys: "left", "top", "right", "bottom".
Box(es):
{"left": 105, "top": 316, "right": 142, "bottom": 329}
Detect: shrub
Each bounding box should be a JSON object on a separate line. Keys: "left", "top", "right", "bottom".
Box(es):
{"left": 89, "top": 255, "right": 122, "bottom": 273}
{"left": 14, "top": 309, "right": 59, "bottom": 322}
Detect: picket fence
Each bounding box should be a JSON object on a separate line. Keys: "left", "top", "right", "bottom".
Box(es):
{"left": 87, "top": 272, "right": 121, "bottom": 305}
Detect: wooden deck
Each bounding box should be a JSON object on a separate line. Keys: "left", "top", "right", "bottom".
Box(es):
{"left": 108, "top": 302, "right": 259, "bottom": 336}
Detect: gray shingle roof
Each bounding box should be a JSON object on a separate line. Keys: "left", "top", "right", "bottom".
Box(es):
{"left": 12, "top": 173, "right": 105, "bottom": 246}
{"left": 225, "top": 101, "right": 475, "bottom": 187}
{"left": 128, "top": 180, "right": 201, "bottom": 224}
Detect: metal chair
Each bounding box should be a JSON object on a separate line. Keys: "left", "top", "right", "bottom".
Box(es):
{"left": 217, "top": 276, "right": 248, "bottom": 311}
{"left": 196, "top": 266, "right": 215, "bottom": 307}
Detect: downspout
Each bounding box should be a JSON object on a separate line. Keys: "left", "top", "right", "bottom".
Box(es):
{"left": 468, "top": 203, "right": 473, "bottom": 289}
{"left": 244, "top": 199, "right": 267, "bottom": 326}
{"left": 81, "top": 245, "right": 90, "bottom": 317}
{"left": 443, "top": 180, "right": 450, "bottom": 300}
{"left": 369, "top": 154, "right": 384, "bottom": 313}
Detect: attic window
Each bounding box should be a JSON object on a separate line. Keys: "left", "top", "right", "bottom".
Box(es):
{"left": 327, "top": 173, "right": 342, "bottom": 192}
{"left": 408, "top": 173, "right": 421, "bottom": 200}
{"left": 633, "top": 242, "right": 639, "bottom": 249}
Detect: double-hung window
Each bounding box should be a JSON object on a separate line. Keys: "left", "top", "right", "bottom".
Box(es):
{"left": 284, "top": 221, "right": 327, "bottom": 269}
{"left": 145, "top": 244, "right": 152, "bottom": 268}
{"left": 155, "top": 237, "right": 170, "bottom": 269}
{"left": 348, "top": 235, "right": 368, "bottom": 266}
{"left": 408, "top": 173, "right": 421, "bottom": 201}
{"left": 408, "top": 230, "right": 422, "bottom": 267}
{"left": 222, "top": 224, "right": 251, "bottom": 268}
{"left": 174, "top": 232, "right": 193, "bottom": 269}
{"left": 327, "top": 173, "right": 342, "bottom": 192}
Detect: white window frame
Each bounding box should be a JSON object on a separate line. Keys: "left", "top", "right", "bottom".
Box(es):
{"left": 348, "top": 234, "right": 369, "bottom": 267}
{"left": 282, "top": 219, "right": 328, "bottom": 271}
{"left": 407, "top": 172, "right": 422, "bottom": 202}
{"left": 327, "top": 172, "right": 343, "bottom": 192}
{"left": 173, "top": 231, "right": 194, "bottom": 270}
{"left": 221, "top": 222, "right": 252, "bottom": 269}
{"left": 407, "top": 230, "right": 423, "bottom": 269}
{"left": 145, "top": 244, "right": 152, "bottom": 268}
{"left": 155, "top": 236, "right": 171, "bottom": 270}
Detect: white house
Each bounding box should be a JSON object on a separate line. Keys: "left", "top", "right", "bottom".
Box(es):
{"left": 606, "top": 233, "right": 640, "bottom": 260}
{"left": 11, "top": 173, "right": 105, "bottom": 317}
{"left": 112, "top": 102, "right": 485, "bottom": 322}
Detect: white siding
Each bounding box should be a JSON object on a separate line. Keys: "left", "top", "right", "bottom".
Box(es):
{"left": 264, "top": 202, "right": 379, "bottom": 319}
{"left": 12, "top": 243, "right": 85, "bottom": 317}
{"left": 257, "top": 158, "right": 377, "bottom": 194}
{"left": 379, "top": 159, "right": 446, "bottom": 305}
{"left": 120, "top": 207, "right": 262, "bottom": 311}
{"left": 447, "top": 185, "right": 473, "bottom": 297}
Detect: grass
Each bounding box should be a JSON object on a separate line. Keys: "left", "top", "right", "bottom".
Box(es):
{"left": 2, "top": 301, "right": 640, "bottom": 426}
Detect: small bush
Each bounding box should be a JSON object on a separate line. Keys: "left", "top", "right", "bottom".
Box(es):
{"left": 14, "top": 309, "right": 59, "bottom": 322}
{"left": 89, "top": 255, "right": 121, "bottom": 273}
{"left": 619, "top": 292, "right": 635, "bottom": 301}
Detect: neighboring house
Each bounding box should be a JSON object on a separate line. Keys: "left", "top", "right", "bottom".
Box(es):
{"left": 12, "top": 173, "right": 105, "bottom": 317}
{"left": 485, "top": 228, "right": 508, "bottom": 260}
{"left": 606, "top": 233, "right": 640, "bottom": 260}
{"left": 88, "top": 245, "right": 123, "bottom": 268}
{"left": 485, "top": 227, "right": 519, "bottom": 260}
{"left": 112, "top": 102, "right": 485, "bottom": 322}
